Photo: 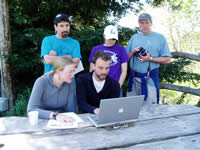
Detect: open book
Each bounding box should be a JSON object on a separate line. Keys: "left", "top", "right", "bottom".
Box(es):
{"left": 46, "top": 112, "right": 83, "bottom": 129}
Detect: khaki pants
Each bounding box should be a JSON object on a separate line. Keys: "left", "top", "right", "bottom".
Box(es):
{"left": 126, "top": 77, "right": 157, "bottom": 104}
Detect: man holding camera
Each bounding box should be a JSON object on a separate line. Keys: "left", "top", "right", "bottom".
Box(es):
{"left": 126, "top": 13, "right": 171, "bottom": 104}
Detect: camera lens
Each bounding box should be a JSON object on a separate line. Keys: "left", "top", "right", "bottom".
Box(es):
{"left": 134, "top": 47, "right": 147, "bottom": 57}
{"left": 140, "top": 48, "right": 147, "bottom": 56}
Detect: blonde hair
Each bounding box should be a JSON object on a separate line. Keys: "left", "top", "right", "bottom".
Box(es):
{"left": 45, "top": 56, "right": 74, "bottom": 75}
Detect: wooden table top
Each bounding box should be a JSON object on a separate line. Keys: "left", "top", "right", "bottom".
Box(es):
{"left": 0, "top": 104, "right": 200, "bottom": 150}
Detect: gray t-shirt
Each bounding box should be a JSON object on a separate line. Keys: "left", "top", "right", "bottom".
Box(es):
{"left": 27, "top": 74, "right": 76, "bottom": 119}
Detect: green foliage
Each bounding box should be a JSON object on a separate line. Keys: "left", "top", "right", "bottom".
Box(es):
{"left": 118, "top": 27, "right": 139, "bottom": 46}
{"left": 8, "top": 0, "right": 144, "bottom": 29}
{"left": 159, "top": 57, "right": 200, "bottom": 105}
{"left": 1, "top": 88, "right": 31, "bottom": 117}
{"left": 159, "top": 58, "right": 200, "bottom": 85}
{"left": 160, "top": 89, "right": 200, "bottom": 105}
{"left": 6, "top": 0, "right": 199, "bottom": 112}
{"left": 175, "top": 93, "right": 187, "bottom": 104}
{"left": 14, "top": 88, "right": 31, "bottom": 116}
{"left": 7, "top": 0, "right": 139, "bottom": 95}
{"left": 6, "top": 28, "right": 53, "bottom": 93}
{"left": 149, "top": 0, "right": 200, "bottom": 53}
{"left": 148, "top": 0, "right": 193, "bottom": 10}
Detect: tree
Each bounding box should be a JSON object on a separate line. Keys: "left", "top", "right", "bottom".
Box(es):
{"left": 0, "top": 0, "right": 14, "bottom": 110}
{"left": 148, "top": 0, "right": 200, "bottom": 53}
{"left": 8, "top": 0, "right": 145, "bottom": 29}
{"left": 2, "top": 0, "right": 169, "bottom": 112}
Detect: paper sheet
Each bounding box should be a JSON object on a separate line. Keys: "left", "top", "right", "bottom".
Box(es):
{"left": 74, "top": 60, "right": 84, "bottom": 74}
{"left": 47, "top": 112, "right": 83, "bottom": 129}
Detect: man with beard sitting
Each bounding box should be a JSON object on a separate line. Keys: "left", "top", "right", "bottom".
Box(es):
{"left": 41, "top": 13, "right": 81, "bottom": 74}
{"left": 76, "top": 51, "right": 120, "bottom": 115}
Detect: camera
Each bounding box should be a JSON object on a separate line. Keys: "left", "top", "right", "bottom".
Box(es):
{"left": 134, "top": 47, "right": 147, "bottom": 58}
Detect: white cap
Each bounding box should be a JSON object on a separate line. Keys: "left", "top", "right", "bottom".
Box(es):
{"left": 103, "top": 25, "right": 118, "bottom": 40}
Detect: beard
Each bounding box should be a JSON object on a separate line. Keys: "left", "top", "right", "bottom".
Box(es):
{"left": 61, "top": 31, "right": 69, "bottom": 38}
{"left": 95, "top": 73, "right": 107, "bottom": 81}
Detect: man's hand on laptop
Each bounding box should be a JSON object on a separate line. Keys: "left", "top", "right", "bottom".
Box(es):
{"left": 94, "top": 108, "right": 99, "bottom": 115}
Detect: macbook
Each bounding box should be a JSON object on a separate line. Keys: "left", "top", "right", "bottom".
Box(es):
{"left": 88, "top": 95, "right": 144, "bottom": 127}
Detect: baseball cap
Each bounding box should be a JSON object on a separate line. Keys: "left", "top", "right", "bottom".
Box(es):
{"left": 54, "top": 13, "right": 71, "bottom": 25}
{"left": 103, "top": 25, "right": 118, "bottom": 40}
{"left": 138, "top": 13, "right": 152, "bottom": 22}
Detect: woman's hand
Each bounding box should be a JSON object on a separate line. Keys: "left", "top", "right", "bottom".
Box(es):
{"left": 56, "top": 114, "right": 75, "bottom": 123}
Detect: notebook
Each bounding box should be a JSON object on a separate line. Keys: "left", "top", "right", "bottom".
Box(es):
{"left": 47, "top": 112, "right": 83, "bottom": 129}
{"left": 88, "top": 95, "right": 144, "bottom": 127}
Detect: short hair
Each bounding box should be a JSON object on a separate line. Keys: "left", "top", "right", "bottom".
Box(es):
{"left": 92, "top": 51, "right": 111, "bottom": 64}
{"left": 54, "top": 13, "right": 71, "bottom": 25}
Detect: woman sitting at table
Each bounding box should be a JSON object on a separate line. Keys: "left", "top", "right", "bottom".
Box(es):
{"left": 27, "top": 56, "right": 76, "bottom": 122}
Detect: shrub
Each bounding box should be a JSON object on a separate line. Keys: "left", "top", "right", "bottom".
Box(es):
{"left": 14, "top": 88, "right": 31, "bottom": 116}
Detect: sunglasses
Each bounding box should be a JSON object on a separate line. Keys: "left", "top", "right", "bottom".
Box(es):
{"left": 109, "top": 38, "right": 116, "bottom": 40}
{"left": 56, "top": 13, "right": 68, "bottom": 18}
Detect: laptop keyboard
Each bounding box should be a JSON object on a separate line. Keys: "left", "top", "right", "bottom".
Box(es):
{"left": 89, "top": 114, "right": 98, "bottom": 123}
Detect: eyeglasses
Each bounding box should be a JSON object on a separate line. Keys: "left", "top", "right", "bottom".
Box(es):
{"left": 109, "top": 38, "right": 116, "bottom": 40}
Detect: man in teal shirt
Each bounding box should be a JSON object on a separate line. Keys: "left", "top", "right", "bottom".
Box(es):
{"left": 126, "top": 13, "right": 171, "bottom": 104}
{"left": 41, "top": 13, "right": 81, "bottom": 73}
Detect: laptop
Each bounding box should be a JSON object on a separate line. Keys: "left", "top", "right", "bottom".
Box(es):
{"left": 88, "top": 95, "right": 144, "bottom": 128}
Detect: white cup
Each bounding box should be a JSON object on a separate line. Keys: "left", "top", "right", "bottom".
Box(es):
{"left": 28, "top": 111, "right": 39, "bottom": 126}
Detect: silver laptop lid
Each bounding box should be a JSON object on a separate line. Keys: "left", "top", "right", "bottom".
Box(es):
{"left": 97, "top": 95, "right": 144, "bottom": 125}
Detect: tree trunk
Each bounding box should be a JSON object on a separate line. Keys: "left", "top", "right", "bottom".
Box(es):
{"left": 160, "top": 84, "right": 200, "bottom": 96}
{"left": 0, "top": 0, "right": 14, "bottom": 110}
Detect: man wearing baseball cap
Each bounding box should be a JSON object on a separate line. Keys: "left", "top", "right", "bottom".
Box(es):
{"left": 41, "top": 13, "right": 81, "bottom": 73}
{"left": 88, "top": 25, "right": 129, "bottom": 96}
{"left": 126, "top": 13, "right": 171, "bottom": 105}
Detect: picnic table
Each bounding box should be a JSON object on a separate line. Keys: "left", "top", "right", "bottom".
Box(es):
{"left": 0, "top": 104, "right": 200, "bottom": 150}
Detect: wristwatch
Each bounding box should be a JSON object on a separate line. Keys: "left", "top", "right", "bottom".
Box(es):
{"left": 150, "top": 56, "right": 153, "bottom": 61}
{"left": 52, "top": 112, "right": 58, "bottom": 120}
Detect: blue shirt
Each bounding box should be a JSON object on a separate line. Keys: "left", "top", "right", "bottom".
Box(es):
{"left": 41, "top": 35, "right": 81, "bottom": 73}
{"left": 126, "top": 32, "right": 171, "bottom": 86}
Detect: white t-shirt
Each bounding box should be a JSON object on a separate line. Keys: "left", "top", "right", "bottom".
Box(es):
{"left": 92, "top": 75, "right": 105, "bottom": 93}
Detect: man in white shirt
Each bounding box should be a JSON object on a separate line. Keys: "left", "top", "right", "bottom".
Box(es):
{"left": 76, "top": 51, "right": 120, "bottom": 114}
